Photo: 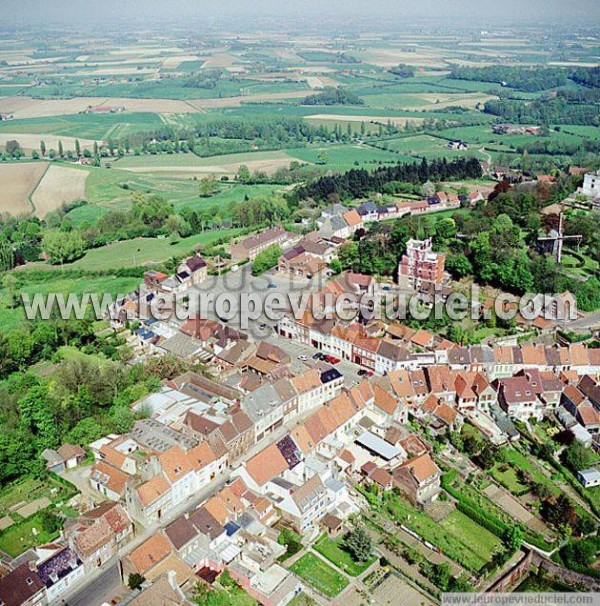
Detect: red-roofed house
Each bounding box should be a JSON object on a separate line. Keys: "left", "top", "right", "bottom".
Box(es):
{"left": 392, "top": 454, "right": 441, "bottom": 505}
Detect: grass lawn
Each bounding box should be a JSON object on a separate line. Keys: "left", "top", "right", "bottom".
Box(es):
{"left": 313, "top": 533, "right": 376, "bottom": 576}
{"left": 68, "top": 230, "right": 242, "bottom": 271}
{"left": 289, "top": 553, "right": 349, "bottom": 598}
{"left": 0, "top": 514, "right": 60, "bottom": 557}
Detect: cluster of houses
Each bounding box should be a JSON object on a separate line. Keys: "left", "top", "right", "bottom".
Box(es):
{"left": 6, "top": 295, "right": 600, "bottom": 606}
{"left": 12, "top": 177, "right": 597, "bottom": 605}
{"left": 143, "top": 253, "right": 208, "bottom": 295}
{"left": 312, "top": 192, "right": 476, "bottom": 242}
{"left": 0, "top": 501, "right": 134, "bottom": 606}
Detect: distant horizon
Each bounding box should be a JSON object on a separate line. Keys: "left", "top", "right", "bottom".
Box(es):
{"left": 1, "top": 0, "right": 599, "bottom": 29}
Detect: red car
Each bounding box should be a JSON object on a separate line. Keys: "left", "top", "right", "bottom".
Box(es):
{"left": 325, "top": 355, "right": 340, "bottom": 364}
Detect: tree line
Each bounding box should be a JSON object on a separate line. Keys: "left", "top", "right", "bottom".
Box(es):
{"left": 450, "top": 65, "right": 569, "bottom": 92}
{"left": 294, "top": 157, "right": 483, "bottom": 201}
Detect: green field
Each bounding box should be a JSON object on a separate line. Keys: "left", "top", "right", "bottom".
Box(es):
{"left": 440, "top": 510, "right": 503, "bottom": 563}
{"left": 1, "top": 272, "right": 142, "bottom": 329}
{"left": 0, "top": 513, "right": 61, "bottom": 557}
{"left": 313, "top": 533, "right": 377, "bottom": 576}
{"left": 0, "top": 112, "right": 167, "bottom": 140}
{"left": 66, "top": 230, "right": 241, "bottom": 271}
{"left": 289, "top": 553, "right": 349, "bottom": 598}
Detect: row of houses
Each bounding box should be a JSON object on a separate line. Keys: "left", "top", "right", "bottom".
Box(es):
{"left": 314, "top": 193, "right": 468, "bottom": 241}
{"left": 120, "top": 474, "right": 304, "bottom": 606}
{"left": 0, "top": 501, "right": 134, "bottom": 606}
{"left": 230, "top": 226, "right": 297, "bottom": 263}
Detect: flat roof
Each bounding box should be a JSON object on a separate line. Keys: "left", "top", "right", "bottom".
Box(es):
{"left": 356, "top": 431, "right": 401, "bottom": 461}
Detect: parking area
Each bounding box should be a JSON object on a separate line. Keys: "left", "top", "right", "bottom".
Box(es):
{"left": 265, "top": 333, "right": 365, "bottom": 387}
{"left": 188, "top": 265, "right": 320, "bottom": 337}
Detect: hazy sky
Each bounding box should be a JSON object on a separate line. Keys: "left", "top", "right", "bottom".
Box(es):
{"left": 3, "top": 0, "right": 599, "bottom": 27}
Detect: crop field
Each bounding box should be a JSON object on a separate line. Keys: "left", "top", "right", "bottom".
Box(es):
{"left": 31, "top": 164, "right": 88, "bottom": 217}
{"left": 288, "top": 144, "right": 413, "bottom": 171}
{"left": 0, "top": 95, "right": 202, "bottom": 118}
{"left": 117, "top": 149, "right": 303, "bottom": 176}
{"left": 0, "top": 132, "right": 100, "bottom": 153}
{"left": 0, "top": 162, "right": 47, "bottom": 216}
{"left": 303, "top": 113, "right": 425, "bottom": 128}
{"left": 0, "top": 112, "right": 167, "bottom": 140}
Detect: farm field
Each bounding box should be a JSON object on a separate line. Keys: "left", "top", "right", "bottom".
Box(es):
{"left": 0, "top": 112, "right": 167, "bottom": 140}
{"left": 303, "top": 113, "right": 425, "bottom": 128}
{"left": 0, "top": 132, "right": 100, "bottom": 152}
{"left": 0, "top": 162, "right": 47, "bottom": 216}
{"left": 31, "top": 164, "right": 88, "bottom": 217}
{"left": 0, "top": 95, "right": 202, "bottom": 118}
{"left": 117, "top": 149, "right": 303, "bottom": 176}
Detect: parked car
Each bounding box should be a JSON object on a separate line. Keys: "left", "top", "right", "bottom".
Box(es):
{"left": 298, "top": 354, "right": 308, "bottom": 361}
{"left": 325, "top": 355, "right": 340, "bottom": 364}
{"left": 313, "top": 352, "right": 325, "bottom": 360}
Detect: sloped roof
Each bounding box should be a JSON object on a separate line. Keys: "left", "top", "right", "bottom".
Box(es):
{"left": 245, "top": 443, "right": 289, "bottom": 486}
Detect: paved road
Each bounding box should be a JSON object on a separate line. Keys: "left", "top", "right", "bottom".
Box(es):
{"left": 265, "top": 333, "right": 365, "bottom": 388}
{"left": 188, "top": 263, "right": 318, "bottom": 338}
{"left": 56, "top": 473, "right": 229, "bottom": 606}
{"left": 563, "top": 309, "right": 600, "bottom": 332}
{"left": 56, "top": 392, "right": 334, "bottom": 605}
{"left": 63, "top": 561, "right": 122, "bottom": 606}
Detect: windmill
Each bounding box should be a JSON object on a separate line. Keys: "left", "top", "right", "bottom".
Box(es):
{"left": 537, "top": 213, "right": 582, "bottom": 264}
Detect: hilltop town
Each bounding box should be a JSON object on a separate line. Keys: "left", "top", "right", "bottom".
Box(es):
{"left": 0, "top": 8, "right": 599, "bottom": 606}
